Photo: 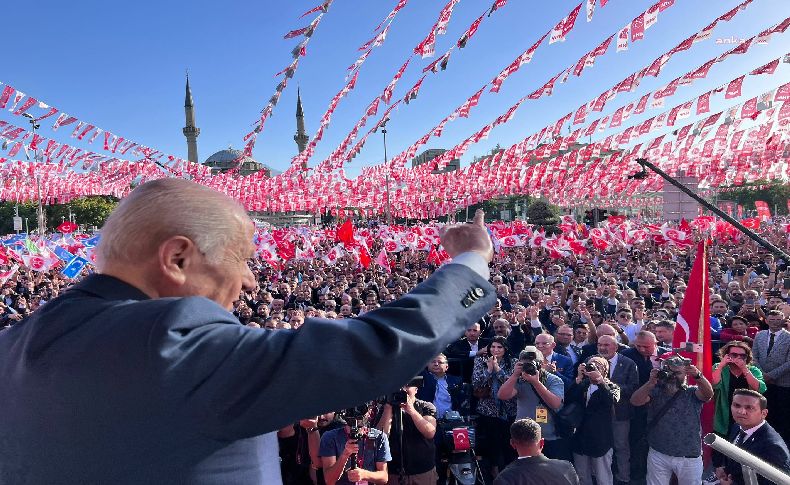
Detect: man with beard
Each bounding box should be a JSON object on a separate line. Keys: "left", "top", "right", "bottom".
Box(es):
{"left": 279, "top": 413, "right": 344, "bottom": 485}
{"left": 630, "top": 356, "right": 714, "bottom": 485}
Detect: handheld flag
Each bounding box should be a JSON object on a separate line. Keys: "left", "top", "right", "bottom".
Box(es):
{"left": 61, "top": 256, "right": 89, "bottom": 279}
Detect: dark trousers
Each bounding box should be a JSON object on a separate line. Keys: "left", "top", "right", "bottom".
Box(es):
{"left": 543, "top": 438, "right": 573, "bottom": 462}
{"left": 766, "top": 384, "right": 790, "bottom": 444}
{"left": 475, "top": 415, "right": 515, "bottom": 482}
{"left": 629, "top": 410, "right": 649, "bottom": 481}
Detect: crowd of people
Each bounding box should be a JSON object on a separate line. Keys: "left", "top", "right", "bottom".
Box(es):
{"left": 3, "top": 212, "right": 790, "bottom": 485}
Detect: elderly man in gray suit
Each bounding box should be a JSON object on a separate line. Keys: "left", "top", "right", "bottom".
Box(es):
{"left": 597, "top": 335, "right": 639, "bottom": 485}
{"left": 0, "top": 179, "right": 496, "bottom": 484}
{"left": 753, "top": 310, "right": 790, "bottom": 444}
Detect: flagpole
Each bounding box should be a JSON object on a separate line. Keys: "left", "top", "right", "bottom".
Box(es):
{"left": 697, "top": 242, "right": 707, "bottom": 372}
{"left": 635, "top": 158, "right": 790, "bottom": 262}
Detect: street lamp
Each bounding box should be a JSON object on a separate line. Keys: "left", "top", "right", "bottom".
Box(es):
{"left": 22, "top": 113, "right": 46, "bottom": 234}
{"left": 376, "top": 118, "right": 393, "bottom": 225}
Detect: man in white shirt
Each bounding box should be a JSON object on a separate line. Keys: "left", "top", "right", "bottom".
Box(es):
{"left": 716, "top": 389, "right": 790, "bottom": 485}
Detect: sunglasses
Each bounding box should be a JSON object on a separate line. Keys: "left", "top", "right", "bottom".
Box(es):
{"left": 728, "top": 352, "right": 747, "bottom": 359}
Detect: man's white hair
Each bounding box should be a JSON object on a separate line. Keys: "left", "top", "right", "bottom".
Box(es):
{"left": 96, "top": 179, "right": 248, "bottom": 269}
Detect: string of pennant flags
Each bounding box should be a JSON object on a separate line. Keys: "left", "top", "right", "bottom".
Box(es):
{"left": 0, "top": 0, "right": 788, "bottom": 219}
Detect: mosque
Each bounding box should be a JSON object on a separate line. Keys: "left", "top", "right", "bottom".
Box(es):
{"left": 181, "top": 77, "right": 319, "bottom": 225}
{"left": 181, "top": 76, "right": 309, "bottom": 178}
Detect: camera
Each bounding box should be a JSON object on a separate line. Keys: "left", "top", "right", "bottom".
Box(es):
{"left": 584, "top": 362, "right": 598, "bottom": 373}
{"left": 656, "top": 355, "right": 692, "bottom": 381}
{"left": 437, "top": 411, "right": 477, "bottom": 453}
{"left": 383, "top": 376, "right": 423, "bottom": 405}
{"left": 339, "top": 403, "right": 371, "bottom": 440}
{"left": 385, "top": 390, "right": 408, "bottom": 405}
{"left": 520, "top": 360, "right": 540, "bottom": 376}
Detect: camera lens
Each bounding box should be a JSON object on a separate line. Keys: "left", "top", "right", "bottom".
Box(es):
{"left": 521, "top": 361, "right": 538, "bottom": 376}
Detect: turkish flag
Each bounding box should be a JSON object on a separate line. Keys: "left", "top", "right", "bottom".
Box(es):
{"left": 452, "top": 428, "right": 471, "bottom": 451}
{"left": 336, "top": 219, "right": 354, "bottom": 245}
{"left": 57, "top": 221, "right": 78, "bottom": 234}
{"left": 673, "top": 241, "right": 713, "bottom": 435}
{"left": 741, "top": 218, "right": 761, "bottom": 230}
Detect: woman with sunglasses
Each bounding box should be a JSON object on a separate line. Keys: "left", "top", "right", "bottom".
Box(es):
{"left": 711, "top": 341, "right": 767, "bottom": 440}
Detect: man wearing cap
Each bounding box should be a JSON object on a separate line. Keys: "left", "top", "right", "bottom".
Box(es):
{"left": 631, "top": 356, "right": 714, "bottom": 485}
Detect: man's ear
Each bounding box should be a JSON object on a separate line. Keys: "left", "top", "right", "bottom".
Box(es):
{"left": 158, "top": 236, "right": 197, "bottom": 286}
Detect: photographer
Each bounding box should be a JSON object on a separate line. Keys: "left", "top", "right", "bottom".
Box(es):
{"left": 630, "top": 356, "right": 714, "bottom": 485}
{"left": 567, "top": 356, "right": 621, "bottom": 485}
{"left": 376, "top": 382, "right": 438, "bottom": 485}
{"left": 320, "top": 405, "right": 391, "bottom": 485}
{"left": 497, "top": 347, "right": 567, "bottom": 461}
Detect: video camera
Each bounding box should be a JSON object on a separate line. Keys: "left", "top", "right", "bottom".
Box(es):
{"left": 338, "top": 403, "right": 371, "bottom": 440}
{"left": 437, "top": 411, "right": 476, "bottom": 454}
{"left": 656, "top": 355, "right": 692, "bottom": 381}
{"left": 382, "top": 376, "right": 423, "bottom": 405}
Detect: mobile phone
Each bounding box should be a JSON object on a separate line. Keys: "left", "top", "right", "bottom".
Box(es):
{"left": 783, "top": 278, "right": 790, "bottom": 290}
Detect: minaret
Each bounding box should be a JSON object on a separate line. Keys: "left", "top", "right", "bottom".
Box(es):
{"left": 294, "top": 88, "right": 308, "bottom": 154}
{"left": 182, "top": 74, "right": 200, "bottom": 164}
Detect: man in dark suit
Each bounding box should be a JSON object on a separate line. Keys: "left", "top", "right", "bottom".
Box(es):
{"left": 752, "top": 310, "right": 790, "bottom": 444}
{"left": 575, "top": 324, "right": 627, "bottom": 371}
{"left": 718, "top": 389, "right": 790, "bottom": 485}
{"left": 0, "top": 179, "right": 497, "bottom": 484}
{"left": 494, "top": 418, "right": 579, "bottom": 485}
{"left": 445, "top": 322, "right": 492, "bottom": 382}
{"left": 620, "top": 331, "right": 659, "bottom": 482}
{"left": 417, "top": 353, "right": 465, "bottom": 419}
{"left": 597, "top": 335, "right": 639, "bottom": 485}
{"left": 534, "top": 333, "right": 574, "bottom": 388}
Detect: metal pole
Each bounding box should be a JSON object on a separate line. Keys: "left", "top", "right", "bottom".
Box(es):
{"left": 704, "top": 433, "right": 790, "bottom": 484}
{"left": 23, "top": 114, "right": 45, "bottom": 234}
{"left": 636, "top": 158, "right": 790, "bottom": 262}
{"left": 381, "top": 119, "right": 392, "bottom": 225}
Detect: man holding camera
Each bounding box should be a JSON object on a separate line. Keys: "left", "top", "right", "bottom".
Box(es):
{"left": 498, "top": 347, "right": 568, "bottom": 461}
{"left": 630, "top": 356, "right": 714, "bottom": 485}
{"left": 377, "top": 383, "right": 438, "bottom": 485}
{"left": 321, "top": 406, "right": 391, "bottom": 485}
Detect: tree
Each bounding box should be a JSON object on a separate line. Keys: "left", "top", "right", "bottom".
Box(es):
{"left": 0, "top": 202, "right": 39, "bottom": 234}
{"left": 526, "top": 200, "right": 560, "bottom": 235}
{"left": 0, "top": 196, "right": 118, "bottom": 234}
{"left": 720, "top": 181, "right": 790, "bottom": 216}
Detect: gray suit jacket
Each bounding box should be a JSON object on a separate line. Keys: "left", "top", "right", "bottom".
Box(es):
{"left": 610, "top": 354, "right": 639, "bottom": 421}
{"left": 753, "top": 329, "right": 790, "bottom": 387}
{"left": 0, "top": 264, "right": 494, "bottom": 484}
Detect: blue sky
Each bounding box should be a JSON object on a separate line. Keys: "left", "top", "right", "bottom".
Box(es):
{"left": 3, "top": 0, "right": 789, "bottom": 178}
